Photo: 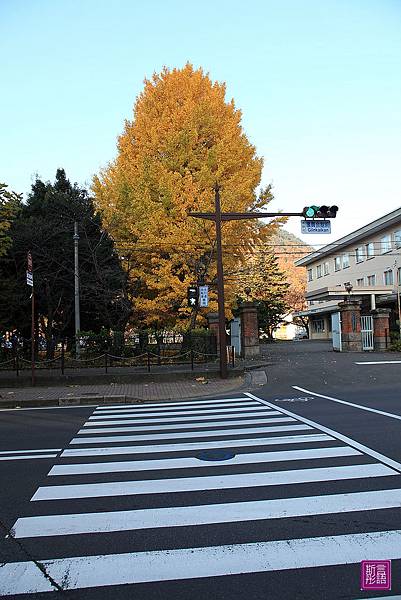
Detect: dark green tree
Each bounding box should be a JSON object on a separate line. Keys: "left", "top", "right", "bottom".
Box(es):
{"left": 0, "top": 170, "right": 131, "bottom": 356}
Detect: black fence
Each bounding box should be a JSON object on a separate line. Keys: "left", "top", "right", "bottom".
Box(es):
{"left": 0, "top": 332, "right": 236, "bottom": 375}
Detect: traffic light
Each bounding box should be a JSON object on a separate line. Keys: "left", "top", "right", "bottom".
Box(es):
{"left": 187, "top": 286, "right": 198, "bottom": 307}
{"left": 302, "top": 205, "right": 338, "bottom": 218}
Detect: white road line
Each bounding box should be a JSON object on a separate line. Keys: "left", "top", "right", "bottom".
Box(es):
{"left": 71, "top": 424, "right": 311, "bottom": 445}
{"left": 49, "top": 447, "right": 360, "bottom": 476}
{"left": 95, "top": 397, "right": 250, "bottom": 410}
{"left": 62, "top": 433, "right": 333, "bottom": 457}
{"left": 355, "top": 360, "right": 401, "bottom": 365}
{"left": 14, "top": 487, "right": 401, "bottom": 538}
{"left": 78, "top": 417, "right": 281, "bottom": 435}
{"left": 292, "top": 385, "right": 401, "bottom": 423}
{"left": 248, "top": 392, "right": 401, "bottom": 473}
{"left": 3, "top": 529, "right": 401, "bottom": 594}
{"left": 0, "top": 454, "right": 58, "bottom": 461}
{"left": 88, "top": 406, "right": 270, "bottom": 420}
{"left": 84, "top": 410, "right": 280, "bottom": 427}
{"left": 31, "top": 463, "right": 396, "bottom": 501}
{"left": 94, "top": 401, "right": 259, "bottom": 414}
{"left": 0, "top": 449, "right": 61, "bottom": 455}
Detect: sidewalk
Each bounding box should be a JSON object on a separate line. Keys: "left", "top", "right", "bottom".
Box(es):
{"left": 0, "top": 375, "right": 246, "bottom": 408}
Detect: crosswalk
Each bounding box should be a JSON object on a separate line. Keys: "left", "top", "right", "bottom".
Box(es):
{"left": 2, "top": 392, "right": 401, "bottom": 596}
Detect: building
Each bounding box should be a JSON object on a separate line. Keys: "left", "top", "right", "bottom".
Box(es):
{"left": 295, "top": 207, "right": 401, "bottom": 342}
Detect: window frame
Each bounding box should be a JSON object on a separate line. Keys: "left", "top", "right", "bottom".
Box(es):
{"left": 365, "top": 242, "right": 375, "bottom": 259}
{"left": 355, "top": 246, "right": 365, "bottom": 263}
{"left": 367, "top": 274, "right": 376, "bottom": 286}
{"left": 334, "top": 256, "right": 342, "bottom": 271}
{"left": 380, "top": 235, "right": 392, "bottom": 254}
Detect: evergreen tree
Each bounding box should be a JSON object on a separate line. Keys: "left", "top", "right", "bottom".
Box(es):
{"left": 0, "top": 170, "right": 130, "bottom": 355}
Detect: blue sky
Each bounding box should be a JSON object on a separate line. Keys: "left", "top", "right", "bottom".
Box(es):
{"left": 1, "top": 0, "right": 400, "bottom": 245}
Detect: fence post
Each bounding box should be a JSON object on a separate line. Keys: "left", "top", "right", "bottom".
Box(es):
{"left": 147, "top": 352, "right": 151, "bottom": 373}
{"left": 191, "top": 349, "right": 194, "bottom": 371}
{"left": 105, "top": 352, "right": 108, "bottom": 374}
{"left": 61, "top": 340, "right": 65, "bottom": 375}
{"left": 232, "top": 346, "right": 235, "bottom": 368}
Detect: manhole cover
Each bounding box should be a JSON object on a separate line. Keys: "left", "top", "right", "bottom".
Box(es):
{"left": 196, "top": 450, "right": 236, "bottom": 461}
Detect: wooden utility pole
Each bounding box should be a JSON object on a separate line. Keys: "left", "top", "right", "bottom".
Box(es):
{"left": 214, "top": 184, "right": 228, "bottom": 379}
{"left": 190, "top": 191, "right": 337, "bottom": 379}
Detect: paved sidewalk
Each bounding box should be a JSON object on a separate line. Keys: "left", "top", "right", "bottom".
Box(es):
{"left": 0, "top": 375, "right": 245, "bottom": 408}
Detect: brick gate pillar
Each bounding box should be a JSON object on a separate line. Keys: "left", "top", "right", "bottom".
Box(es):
{"left": 339, "top": 300, "right": 362, "bottom": 351}
{"left": 372, "top": 308, "right": 391, "bottom": 351}
{"left": 238, "top": 302, "right": 260, "bottom": 358}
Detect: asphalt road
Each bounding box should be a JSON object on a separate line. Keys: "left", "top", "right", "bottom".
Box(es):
{"left": 1, "top": 342, "right": 401, "bottom": 600}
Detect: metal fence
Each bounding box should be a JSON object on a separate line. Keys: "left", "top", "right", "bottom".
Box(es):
{"left": 0, "top": 333, "right": 236, "bottom": 376}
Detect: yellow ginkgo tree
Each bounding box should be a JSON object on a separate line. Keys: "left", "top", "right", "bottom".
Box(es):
{"left": 93, "top": 63, "right": 279, "bottom": 329}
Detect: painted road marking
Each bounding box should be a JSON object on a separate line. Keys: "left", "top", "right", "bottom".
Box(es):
{"left": 71, "top": 424, "right": 311, "bottom": 444}
{"left": 78, "top": 416, "right": 282, "bottom": 434}
{"left": 88, "top": 406, "right": 270, "bottom": 420}
{"left": 3, "top": 530, "right": 401, "bottom": 594}
{"left": 62, "top": 433, "right": 334, "bottom": 457}
{"left": 31, "top": 463, "right": 396, "bottom": 501}
{"left": 95, "top": 397, "right": 252, "bottom": 410}
{"left": 292, "top": 385, "right": 401, "bottom": 423}
{"left": 84, "top": 411, "right": 282, "bottom": 427}
{"left": 248, "top": 392, "right": 401, "bottom": 473}
{"left": 0, "top": 449, "right": 61, "bottom": 455}
{"left": 355, "top": 360, "right": 401, "bottom": 365}
{"left": 13, "top": 487, "right": 401, "bottom": 538}
{"left": 0, "top": 454, "right": 58, "bottom": 461}
{"left": 93, "top": 401, "right": 260, "bottom": 414}
{"left": 49, "top": 446, "right": 360, "bottom": 476}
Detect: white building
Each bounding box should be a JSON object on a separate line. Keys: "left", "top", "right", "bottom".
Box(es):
{"left": 295, "top": 208, "right": 401, "bottom": 340}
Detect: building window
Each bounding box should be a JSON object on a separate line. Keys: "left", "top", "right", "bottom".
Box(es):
{"left": 316, "top": 265, "right": 322, "bottom": 278}
{"left": 357, "top": 278, "right": 365, "bottom": 287}
{"left": 355, "top": 246, "right": 365, "bottom": 263}
{"left": 312, "top": 319, "right": 325, "bottom": 333}
{"left": 342, "top": 253, "right": 350, "bottom": 268}
{"left": 398, "top": 267, "right": 401, "bottom": 285}
{"left": 366, "top": 242, "right": 375, "bottom": 258}
{"left": 307, "top": 268, "right": 313, "bottom": 282}
{"left": 334, "top": 256, "right": 342, "bottom": 271}
{"left": 394, "top": 230, "right": 401, "bottom": 248}
{"left": 384, "top": 269, "right": 394, "bottom": 285}
{"left": 367, "top": 275, "right": 376, "bottom": 286}
{"left": 323, "top": 262, "right": 329, "bottom": 275}
{"left": 380, "top": 235, "right": 391, "bottom": 254}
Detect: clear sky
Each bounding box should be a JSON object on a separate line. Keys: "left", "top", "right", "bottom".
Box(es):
{"left": 1, "top": 0, "right": 400, "bottom": 246}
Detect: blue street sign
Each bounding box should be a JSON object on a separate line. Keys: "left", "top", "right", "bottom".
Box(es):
{"left": 301, "top": 220, "right": 331, "bottom": 234}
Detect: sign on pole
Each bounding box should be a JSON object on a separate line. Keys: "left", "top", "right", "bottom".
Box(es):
{"left": 27, "top": 251, "right": 33, "bottom": 286}
{"left": 187, "top": 286, "right": 198, "bottom": 307}
{"left": 301, "top": 220, "right": 331, "bottom": 234}
{"left": 199, "top": 285, "right": 209, "bottom": 307}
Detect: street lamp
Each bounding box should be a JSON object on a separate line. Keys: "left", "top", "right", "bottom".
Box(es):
{"left": 344, "top": 282, "right": 353, "bottom": 299}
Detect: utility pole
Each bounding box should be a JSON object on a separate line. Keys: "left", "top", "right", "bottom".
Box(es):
{"left": 190, "top": 196, "right": 339, "bottom": 379}
{"left": 214, "top": 184, "right": 228, "bottom": 379}
{"left": 73, "top": 222, "right": 81, "bottom": 358}
{"left": 27, "top": 251, "right": 35, "bottom": 386}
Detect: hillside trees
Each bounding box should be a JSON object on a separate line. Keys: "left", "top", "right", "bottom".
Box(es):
{"left": 0, "top": 170, "right": 130, "bottom": 355}
{"left": 233, "top": 248, "right": 289, "bottom": 339}
{"left": 93, "top": 63, "right": 279, "bottom": 330}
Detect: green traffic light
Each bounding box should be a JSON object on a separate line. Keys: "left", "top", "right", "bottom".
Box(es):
{"left": 305, "top": 207, "right": 316, "bottom": 218}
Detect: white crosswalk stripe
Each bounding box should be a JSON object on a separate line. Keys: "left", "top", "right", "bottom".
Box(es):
{"left": 2, "top": 393, "right": 401, "bottom": 597}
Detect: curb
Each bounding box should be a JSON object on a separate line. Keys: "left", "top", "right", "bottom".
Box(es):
{"left": 0, "top": 377, "right": 246, "bottom": 409}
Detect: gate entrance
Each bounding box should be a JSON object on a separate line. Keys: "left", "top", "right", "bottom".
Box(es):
{"left": 331, "top": 312, "right": 342, "bottom": 351}
{"left": 361, "top": 315, "right": 374, "bottom": 351}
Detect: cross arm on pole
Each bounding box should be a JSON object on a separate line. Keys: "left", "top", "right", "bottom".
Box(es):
{"left": 188, "top": 211, "right": 304, "bottom": 221}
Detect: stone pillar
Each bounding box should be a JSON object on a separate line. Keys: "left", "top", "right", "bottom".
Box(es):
{"left": 238, "top": 302, "right": 260, "bottom": 358}
{"left": 339, "top": 300, "right": 362, "bottom": 351}
{"left": 372, "top": 308, "right": 391, "bottom": 351}
{"left": 206, "top": 312, "right": 220, "bottom": 351}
